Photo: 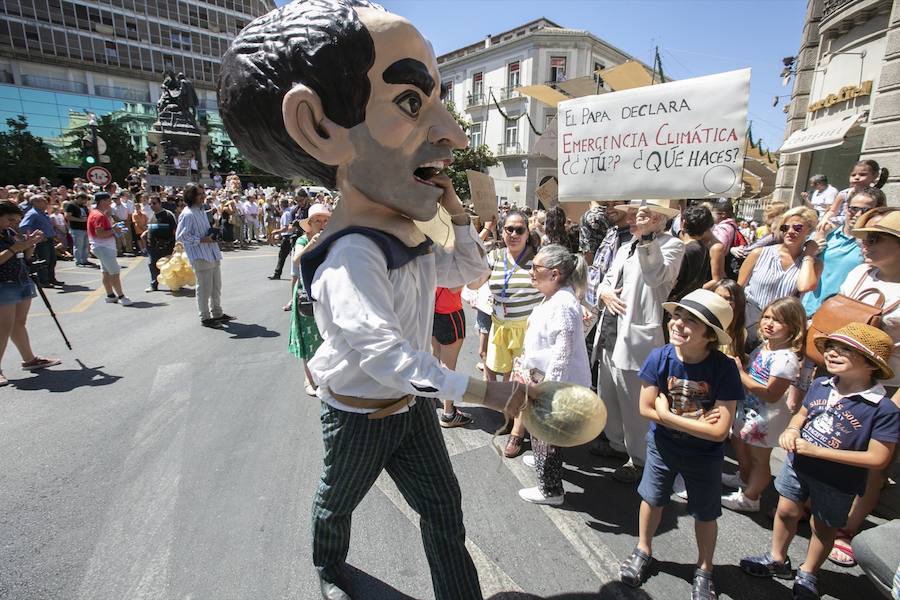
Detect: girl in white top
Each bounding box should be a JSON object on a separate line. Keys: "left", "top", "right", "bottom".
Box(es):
{"left": 517, "top": 244, "right": 590, "bottom": 506}
{"left": 723, "top": 297, "right": 804, "bottom": 513}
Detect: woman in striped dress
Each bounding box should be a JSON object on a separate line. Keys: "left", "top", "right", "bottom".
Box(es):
{"left": 738, "top": 206, "right": 821, "bottom": 349}
{"left": 471, "top": 210, "right": 543, "bottom": 457}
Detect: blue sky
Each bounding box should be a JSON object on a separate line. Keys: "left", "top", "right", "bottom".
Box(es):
{"left": 274, "top": 0, "right": 807, "bottom": 149}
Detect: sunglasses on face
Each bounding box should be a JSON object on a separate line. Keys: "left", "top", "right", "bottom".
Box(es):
{"left": 863, "top": 232, "right": 888, "bottom": 245}
{"left": 846, "top": 205, "right": 868, "bottom": 215}
{"left": 504, "top": 226, "right": 527, "bottom": 235}
{"left": 779, "top": 223, "right": 805, "bottom": 233}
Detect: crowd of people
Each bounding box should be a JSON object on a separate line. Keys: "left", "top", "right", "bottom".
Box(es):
{"left": 1, "top": 156, "right": 899, "bottom": 599}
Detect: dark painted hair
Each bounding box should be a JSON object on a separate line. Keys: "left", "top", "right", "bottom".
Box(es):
{"left": 218, "top": 0, "right": 383, "bottom": 188}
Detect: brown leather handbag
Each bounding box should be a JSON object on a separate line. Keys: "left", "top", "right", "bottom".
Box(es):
{"left": 806, "top": 269, "right": 896, "bottom": 366}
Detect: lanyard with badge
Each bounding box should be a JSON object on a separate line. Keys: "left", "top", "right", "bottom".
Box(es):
{"left": 500, "top": 248, "right": 527, "bottom": 317}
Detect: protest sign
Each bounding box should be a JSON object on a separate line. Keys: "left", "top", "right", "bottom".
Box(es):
{"left": 535, "top": 178, "right": 558, "bottom": 207}
{"left": 557, "top": 68, "right": 750, "bottom": 202}
{"left": 534, "top": 115, "right": 558, "bottom": 160}
{"left": 466, "top": 170, "right": 498, "bottom": 222}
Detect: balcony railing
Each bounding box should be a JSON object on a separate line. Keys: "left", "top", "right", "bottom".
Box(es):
{"left": 823, "top": 0, "right": 855, "bottom": 19}
{"left": 94, "top": 84, "right": 150, "bottom": 103}
{"left": 21, "top": 74, "right": 88, "bottom": 94}
{"left": 497, "top": 142, "right": 524, "bottom": 156}
{"left": 498, "top": 87, "right": 521, "bottom": 101}
{"left": 466, "top": 92, "right": 486, "bottom": 107}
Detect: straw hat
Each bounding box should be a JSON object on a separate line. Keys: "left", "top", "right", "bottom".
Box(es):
{"left": 813, "top": 323, "right": 895, "bottom": 380}
{"left": 298, "top": 203, "right": 331, "bottom": 233}
{"left": 661, "top": 288, "right": 734, "bottom": 346}
{"left": 851, "top": 209, "right": 900, "bottom": 242}
{"left": 609, "top": 199, "right": 679, "bottom": 218}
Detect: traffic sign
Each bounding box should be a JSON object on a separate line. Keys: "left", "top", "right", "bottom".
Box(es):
{"left": 86, "top": 165, "right": 112, "bottom": 187}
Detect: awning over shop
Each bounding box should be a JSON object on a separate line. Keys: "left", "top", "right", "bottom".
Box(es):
{"left": 600, "top": 61, "right": 654, "bottom": 91}
{"left": 778, "top": 113, "right": 864, "bottom": 155}
{"left": 515, "top": 84, "right": 570, "bottom": 107}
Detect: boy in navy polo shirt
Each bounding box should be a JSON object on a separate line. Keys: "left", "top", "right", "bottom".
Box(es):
{"left": 619, "top": 289, "right": 743, "bottom": 600}
{"left": 741, "top": 323, "right": 899, "bottom": 600}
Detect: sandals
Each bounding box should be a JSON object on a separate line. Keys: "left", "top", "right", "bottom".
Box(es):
{"left": 503, "top": 435, "right": 524, "bottom": 458}
{"left": 620, "top": 547, "right": 653, "bottom": 587}
{"left": 739, "top": 551, "right": 793, "bottom": 579}
{"left": 692, "top": 568, "right": 717, "bottom": 600}
{"left": 21, "top": 357, "right": 60, "bottom": 371}
{"left": 793, "top": 570, "right": 820, "bottom": 600}
{"left": 828, "top": 530, "right": 856, "bottom": 567}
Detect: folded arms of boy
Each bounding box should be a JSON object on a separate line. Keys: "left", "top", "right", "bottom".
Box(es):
{"left": 638, "top": 384, "right": 737, "bottom": 442}
{"left": 779, "top": 407, "right": 896, "bottom": 470}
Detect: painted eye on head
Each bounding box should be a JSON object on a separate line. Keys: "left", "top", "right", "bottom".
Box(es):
{"left": 395, "top": 91, "right": 422, "bottom": 117}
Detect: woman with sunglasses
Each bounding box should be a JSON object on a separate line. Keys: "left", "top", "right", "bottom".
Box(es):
{"left": 470, "top": 210, "right": 542, "bottom": 457}
{"left": 738, "top": 206, "right": 822, "bottom": 349}
{"left": 824, "top": 208, "right": 900, "bottom": 569}
{"left": 802, "top": 188, "right": 886, "bottom": 319}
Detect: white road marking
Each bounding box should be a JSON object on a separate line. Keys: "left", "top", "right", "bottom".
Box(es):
{"left": 77, "top": 363, "right": 191, "bottom": 600}
{"left": 374, "top": 473, "right": 523, "bottom": 595}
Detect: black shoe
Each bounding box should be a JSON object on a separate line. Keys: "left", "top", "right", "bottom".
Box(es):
{"left": 267, "top": 274, "right": 281, "bottom": 280}
{"left": 201, "top": 318, "right": 224, "bottom": 329}
{"left": 319, "top": 575, "right": 351, "bottom": 600}
{"left": 214, "top": 313, "right": 235, "bottom": 322}
{"left": 49, "top": 280, "right": 65, "bottom": 286}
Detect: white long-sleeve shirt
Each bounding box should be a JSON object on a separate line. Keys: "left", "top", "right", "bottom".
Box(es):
{"left": 523, "top": 286, "right": 592, "bottom": 387}
{"left": 308, "top": 224, "right": 488, "bottom": 413}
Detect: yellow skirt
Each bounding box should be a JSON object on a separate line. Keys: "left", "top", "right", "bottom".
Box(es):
{"left": 485, "top": 316, "right": 527, "bottom": 374}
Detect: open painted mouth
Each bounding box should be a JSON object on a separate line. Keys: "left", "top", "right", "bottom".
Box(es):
{"left": 414, "top": 160, "right": 449, "bottom": 187}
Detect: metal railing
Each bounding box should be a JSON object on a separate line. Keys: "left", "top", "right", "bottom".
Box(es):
{"left": 496, "top": 142, "right": 523, "bottom": 156}
{"left": 498, "top": 87, "right": 521, "bottom": 100}
{"left": 823, "top": 0, "right": 855, "bottom": 19}
{"left": 94, "top": 84, "right": 150, "bottom": 103}
{"left": 466, "top": 92, "right": 486, "bottom": 107}
{"left": 20, "top": 74, "right": 88, "bottom": 94}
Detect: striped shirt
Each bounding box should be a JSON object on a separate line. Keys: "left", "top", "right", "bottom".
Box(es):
{"left": 745, "top": 244, "right": 802, "bottom": 324}
{"left": 176, "top": 206, "right": 222, "bottom": 264}
{"left": 487, "top": 247, "right": 542, "bottom": 321}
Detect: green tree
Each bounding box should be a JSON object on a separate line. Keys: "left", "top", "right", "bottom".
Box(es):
{"left": 445, "top": 101, "right": 498, "bottom": 200}
{"left": 0, "top": 116, "right": 59, "bottom": 186}
{"left": 64, "top": 114, "right": 143, "bottom": 184}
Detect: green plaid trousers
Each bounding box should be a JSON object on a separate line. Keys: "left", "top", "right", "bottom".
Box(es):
{"left": 311, "top": 397, "right": 483, "bottom": 600}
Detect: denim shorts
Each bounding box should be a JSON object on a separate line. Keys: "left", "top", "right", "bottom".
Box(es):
{"left": 775, "top": 459, "right": 855, "bottom": 528}
{"left": 475, "top": 309, "right": 492, "bottom": 335}
{"left": 638, "top": 431, "right": 723, "bottom": 522}
{"left": 0, "top": 280, "right": 36, "bottom": 306}
{"left": 91, "top": 245, "right": 120, "bottom": 275}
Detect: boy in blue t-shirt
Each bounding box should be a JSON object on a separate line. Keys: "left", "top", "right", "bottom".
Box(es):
{"left": 619, "top": 289, "right": 743, "bottom": 600}
{"left": 741, "top": 323, "right": 899, "bottom": 600}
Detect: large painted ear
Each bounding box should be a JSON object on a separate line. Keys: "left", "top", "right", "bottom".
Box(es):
{"left": 282, "top": 84, "right": 353, "bottom": 166}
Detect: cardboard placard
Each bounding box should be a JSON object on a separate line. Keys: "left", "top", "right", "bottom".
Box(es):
{"left": 466, "top": 170, "right": 498, "bottom": 222}
{"left": 535, "top": 178, "right": 558, "bottom": 207}
{"left": 533, "top": 115, "right": 558, "bottom": 160}
{"left": 557, "top": 69, "right": 751, "bottom": 202}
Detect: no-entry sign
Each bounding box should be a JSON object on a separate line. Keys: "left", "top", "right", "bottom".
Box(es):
{"left": 86, "top": 165, "right": 112, "bottom": 187}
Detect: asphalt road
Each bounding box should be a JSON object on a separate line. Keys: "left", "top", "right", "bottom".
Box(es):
{"left": 0, "top": 245, "right": 884, "bottom": 600}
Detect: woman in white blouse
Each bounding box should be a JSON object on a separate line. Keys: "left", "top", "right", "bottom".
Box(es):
{"left": 517, "top": 244, "right": 591, "bottom": 505}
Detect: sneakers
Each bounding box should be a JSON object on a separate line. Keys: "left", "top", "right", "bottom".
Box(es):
{"left": 118, "top": 295, "right": 133, "bottom": 306}
{"left": 439, "top": 408, "right": 473, "bottom": 428}
{"left": 105, "top": 295, "right": 118, "bottom": 303}
{"left": 201, "top": 318, "right": 224, "bottom": 329}
{"left": 721, "top": 489, "right": 760, "bottom": 513}
{"left": 589, "top": 437, "right": 629, "bottom": 459}
{"left": 518, "top": 486, "right": 563, "bottom": 506}
{"left": 215, "top": 313, "right": 235, "bottom": 322}
{"left": 613, "top": 460, "right": 644, "bottom": 484}
{"left": 722, "top": 471, "right": 746, "bottom": 489}
{"left": 740, "top": 551, "right": 793, "bottom": 580}
{"left": 145, "top": 285, "right": 158, "bottom": 293}
{"left": 523, "top": 453, "right": 535, "bottom": 468}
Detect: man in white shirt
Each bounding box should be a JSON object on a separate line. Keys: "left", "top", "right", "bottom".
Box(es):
{"left": 801, "top": 174, "right": 838, "bottom": 220}
{"left": 221, "top": 4, "right": 527, "bottom": 599}
{"left": 242, "top": 195, "right": 259, "bottom": 242}
{"left": 111, "top": 193, "right": 133, "bottom": 255}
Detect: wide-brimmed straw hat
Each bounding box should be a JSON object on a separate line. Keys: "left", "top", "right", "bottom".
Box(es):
{"left": 813, "top": 323, "right": 894, "bottom": 380}
{"left": 609, "top": 199, "right": 679, "bottom": 218}
{"left": 851, "top": 209, "right": 900, "bottom": 242}
{"left": 662, "top": 288, "right": 734, "bottom": 346}
{"left": 298, "top": 203, "right": 331, "bottom": 233}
